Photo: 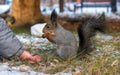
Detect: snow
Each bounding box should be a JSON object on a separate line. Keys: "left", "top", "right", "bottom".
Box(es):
{"left": 0, "top": 5, "right": 10, "bottom": 14}
{"left": 16, "top": 23, "right": 49, "bottom": 49}
{"left": 95, "top": 33, "right": 113, "bottom": 41}
{"left": 0, "top": 62, "right": 72, "bottom": 75}
{"left": 41, "top": 2, "right": 120, "bottom": 19}
{"left": 31, "top": 23, "right": 46, "bottom": 37}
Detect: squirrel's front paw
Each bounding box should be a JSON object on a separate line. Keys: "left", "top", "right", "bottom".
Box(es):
{"left": 42, "top": 34, "right": 46, "bottom": 38}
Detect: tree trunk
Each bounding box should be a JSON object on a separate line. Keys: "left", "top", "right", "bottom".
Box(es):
{"left": 111, "top": 0, "right": 117, "bottom": 13}
{"left": 10, "top": 0, "right": 45, "bottom": 28}
{"left": 59, "top": 0, "right": 64, "bottom": 12}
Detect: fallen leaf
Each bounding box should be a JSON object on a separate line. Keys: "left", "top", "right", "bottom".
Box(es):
{"left": 73, "top": 70, "right": 82, "bottom": 75}
{"left": 19, "top": 67, "right": 28, "bottom": 72}
{"left": 53, "top": 59, "right": 59, "bottom": 63}
{"left": 50, "top": 62, "right": 56, "bottom": 67}
{"left": 2, "top": 58, "right": 9, "bottom": 62}
{"left": 111, "top": 60, "right": 118, "bottom": 67}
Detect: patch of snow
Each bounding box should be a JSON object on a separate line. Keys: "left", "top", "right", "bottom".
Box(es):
{"left": 0, "top": 5, "right": 10, "bottom": 14}
{"left": 95, "top": 34, "right": 113, "bottom": 41}
{"left": 16, "top": 23, "right": 49, "bottom": 49}
{"left": 16, "top": 34, "right": 49, "bottom": 49}
{"left": 0, "top": 63, "right": 9, "bottom": 71}
{"left": 16, "top": 34, "right": 31, "bottom": 45}
{"left": 54, "top": 73, "right": 72, "bottom": 75}
{"left": 0, "top": 62, "right": 72, "bottom": 75}
{"left": 31, "top": 23, "right": 46, "bottom": 37}
{"left": 41, "top": 2, "right": 120, "bottom": 20}
{"left": 106, "top": 13, "right": 120, "bottom": 19}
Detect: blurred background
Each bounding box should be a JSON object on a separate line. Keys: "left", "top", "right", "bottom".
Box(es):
{"left": 0, "top": 0, "right": 120, "bottom": 28}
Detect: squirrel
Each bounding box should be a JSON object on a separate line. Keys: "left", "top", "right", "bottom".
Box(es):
{"left": 42, "top": 10, "right": 106, "bottom": 59}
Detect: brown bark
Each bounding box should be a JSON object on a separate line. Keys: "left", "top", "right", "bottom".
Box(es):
{"left": 10, "top": 0, "right": 45, "bottom": 28}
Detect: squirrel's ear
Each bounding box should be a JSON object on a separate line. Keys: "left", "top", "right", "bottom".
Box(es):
{"left": 98, "top": 12, "right": 105, "bottom": 21}
{"left": 51, "top": 9, "right": 57, "bottom": 27}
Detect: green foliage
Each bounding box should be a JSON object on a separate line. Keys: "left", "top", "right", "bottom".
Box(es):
{"left": 11, "top": 27, "right": 31, "bottom": 35}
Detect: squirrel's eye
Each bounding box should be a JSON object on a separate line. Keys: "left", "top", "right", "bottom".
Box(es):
{"left": 47, "top": 26, "right": 50, "bottom": 28}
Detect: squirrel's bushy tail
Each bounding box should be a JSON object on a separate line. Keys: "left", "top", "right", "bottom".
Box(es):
{"left": 77, "top": 13, "right": 106, "bottom": 56}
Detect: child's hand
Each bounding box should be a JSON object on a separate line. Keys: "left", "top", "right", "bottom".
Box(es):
{"left": 20, "top": 51, "right": 41, "bottom": 64}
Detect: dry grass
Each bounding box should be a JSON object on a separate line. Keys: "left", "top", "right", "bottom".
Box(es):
{"left": 10, "top": 29, "right": 120, "bottom": 75}
{"left": 32, "top": 32, "right": 120, "bottom": 74}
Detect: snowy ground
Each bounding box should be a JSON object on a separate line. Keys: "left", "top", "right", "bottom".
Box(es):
{"left": 0, "top": 62, "right": 73, "bottom": 75}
